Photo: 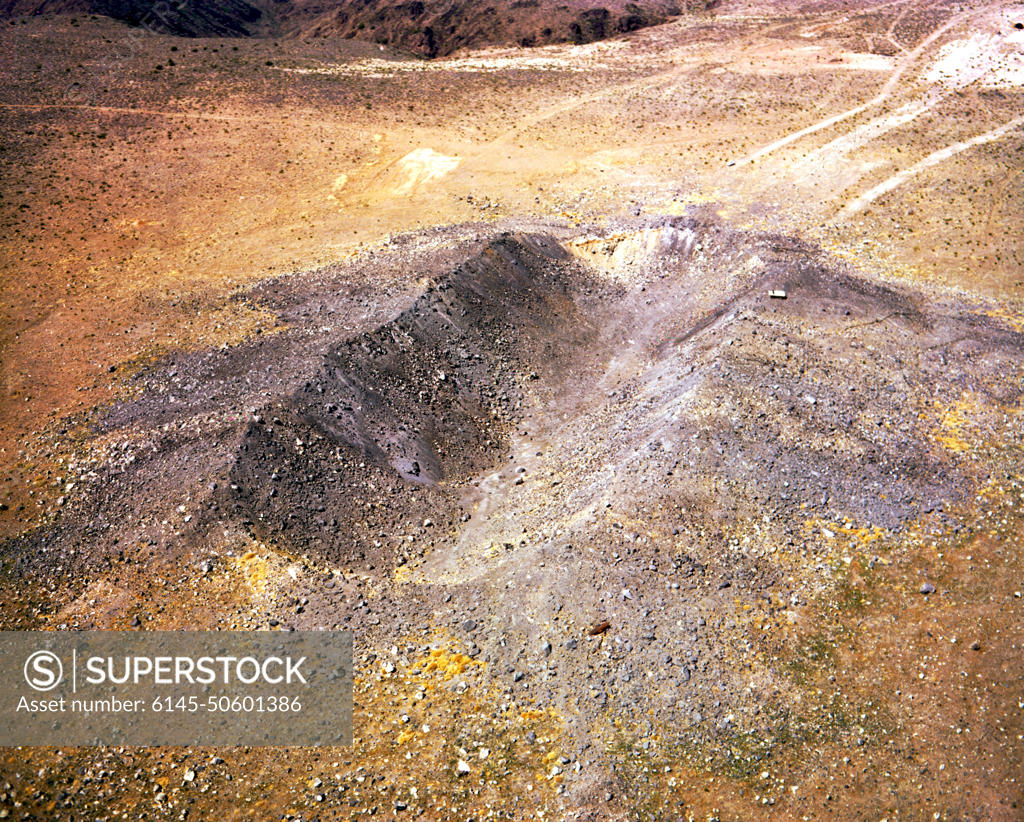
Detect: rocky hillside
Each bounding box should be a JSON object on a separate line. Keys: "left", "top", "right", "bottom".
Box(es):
{"left": 271, "top": 0, "right": 696, "bottom": 57}
{"left": 0, "top": 0, "right": 263, "bottom": 36}
{"left": 0, "top": 0, "right": 703, "bottom": 54}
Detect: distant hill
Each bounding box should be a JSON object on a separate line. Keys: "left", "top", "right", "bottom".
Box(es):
{"left": 267, "top": 1, "right": 694, "bottom": 57}
{"left": 0, "top": 0, "right": 715, "bottom": 55}
{"left": 0, "top": 0, "right": 263, "bottom": 36}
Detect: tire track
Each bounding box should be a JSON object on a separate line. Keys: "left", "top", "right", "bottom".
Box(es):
{"left": 732, "top": 2, "right": 978, "bottom": 168}
{"left": 840, "top": 113, "right": 1024, "bottom": 216}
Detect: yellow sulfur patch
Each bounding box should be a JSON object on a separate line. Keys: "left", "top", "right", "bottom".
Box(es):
{"left": 421, "top": 649, "right": 481, "bottom": 680}
{"left": 930, "top": 395, "right": 977, "bottom": 453}
{"left": 234, "top": 551, "right": 270, "bottom": 594}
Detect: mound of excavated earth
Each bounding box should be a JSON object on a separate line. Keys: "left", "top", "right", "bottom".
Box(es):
{"left": 5, "top": 216, "right": 1023, "bottom": 816}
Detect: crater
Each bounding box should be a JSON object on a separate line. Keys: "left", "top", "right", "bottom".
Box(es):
{"left": 9, "top": 218, "right": 1021, "bottom": 593}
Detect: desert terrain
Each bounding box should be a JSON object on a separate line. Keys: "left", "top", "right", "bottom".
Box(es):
{"left": 1, "top": 0, "right": 1023, "bottom": 819}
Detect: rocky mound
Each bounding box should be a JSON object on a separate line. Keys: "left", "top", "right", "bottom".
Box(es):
{"left": 7, "top": 218, "right": 1020, "bottom": 647}
{"left": 4, "top": 217, "right": 1022, "bottom": 815}
{"left": 10, "top": 216, "right": 1021, "bottom": 588}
